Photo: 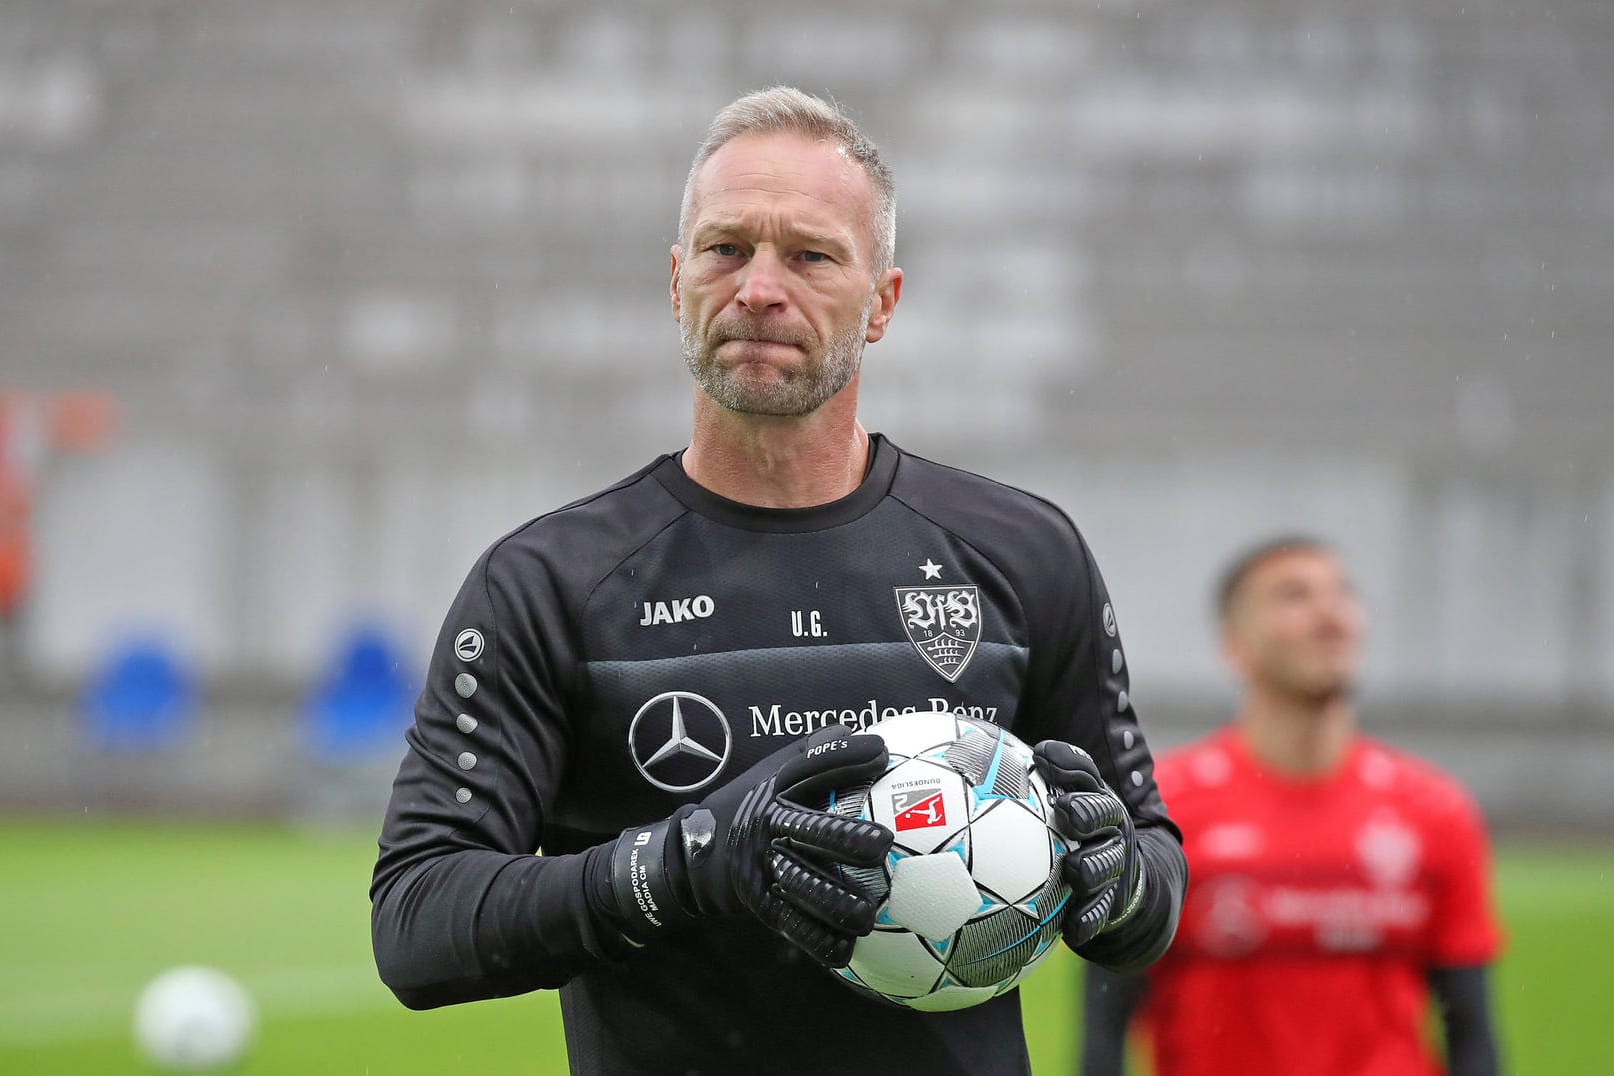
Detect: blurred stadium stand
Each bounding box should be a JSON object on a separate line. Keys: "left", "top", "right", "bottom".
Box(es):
{"left": 0, "top": 1, "right": 1609, "bottom": 827}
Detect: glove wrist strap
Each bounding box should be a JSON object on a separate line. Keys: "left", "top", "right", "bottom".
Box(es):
{"left": 610, "top": 818, "right": 688, "bottom": 940}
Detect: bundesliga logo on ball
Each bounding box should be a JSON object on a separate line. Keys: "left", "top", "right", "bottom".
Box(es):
{"left": 814, "top": 711, "right": 1074, "bottom": 1011}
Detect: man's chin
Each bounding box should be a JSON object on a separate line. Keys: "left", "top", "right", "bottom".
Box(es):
{"left": 1297, "top": 678, "right": 1356, "bottom": 707}
{"left": 698, "top": 375, "right": 813, "bottom": 417}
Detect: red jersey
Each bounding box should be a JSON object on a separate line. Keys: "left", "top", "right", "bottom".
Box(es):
{"left": 1139, "top": 727, "right": 1502, "bottom": 1076}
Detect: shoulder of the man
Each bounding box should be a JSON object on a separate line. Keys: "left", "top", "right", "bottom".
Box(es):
{"left": 477, "top": 454, "right": 688, "bottom": 599}
{"left": 884, "top": 440, "right": 1085, "bottom": 560}
{"left": 1152, "top": 727, "right": 1239, "bottom": 797}
{"left": 1354, "top": 735, "right": 1484, "bottom": 821}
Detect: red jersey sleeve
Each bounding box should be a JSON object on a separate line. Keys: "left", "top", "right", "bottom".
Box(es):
{"left": 1427, "top": 782, "right": 1504, "bottom": 967}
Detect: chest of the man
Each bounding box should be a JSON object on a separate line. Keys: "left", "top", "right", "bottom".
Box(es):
{"left": 1173, "top": 784, "right": 1435, "bottom": 960}
{"left": 552, "top": 512, "right": 1038, "bottom": 831}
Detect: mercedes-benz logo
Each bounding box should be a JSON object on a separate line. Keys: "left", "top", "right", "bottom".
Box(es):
{"left": 627, "top": 691, "right": 732, "bottom": 793}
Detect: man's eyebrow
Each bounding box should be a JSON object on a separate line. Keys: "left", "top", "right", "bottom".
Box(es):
{"left": 690, "top": 218, "right": 855, "bottom": 253}
{"left": 800, "top": 230, "right": 853, "bottom": 251}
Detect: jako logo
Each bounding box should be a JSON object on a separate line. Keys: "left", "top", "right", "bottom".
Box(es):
{"left": 639, "top": 595, "right": 716, "bottom": 626}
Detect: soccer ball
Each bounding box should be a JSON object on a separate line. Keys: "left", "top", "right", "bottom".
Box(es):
{"left": 133, "top": 966, "right": 256, "bottom": 1071}
{"left": 817, "top": 711, "right": 1073, "bottom": 1011}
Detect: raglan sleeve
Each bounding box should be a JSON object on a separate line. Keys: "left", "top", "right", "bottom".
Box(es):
{"left": 1015, "top": 519, "right": 1186, "bottom": 973}
{"left": 1428, "top": 781, "right": 1504, "bottom": 968}
{"left": 370, "top": 539, "right": 632, "bottom": 1009}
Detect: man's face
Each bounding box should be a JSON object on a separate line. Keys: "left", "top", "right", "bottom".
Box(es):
{"left": 672, "top": 132, "right": 900, "bottom": 416}
{"left": 1223, "top": 549, "right": 1364, "bottom": 703}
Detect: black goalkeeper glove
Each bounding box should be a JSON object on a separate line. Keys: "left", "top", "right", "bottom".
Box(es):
{"left": 607, "top": 725, "right": 894, "bottom": 967}
{"left": 1033, "top": 740, "right": 1146, "bottom": 949}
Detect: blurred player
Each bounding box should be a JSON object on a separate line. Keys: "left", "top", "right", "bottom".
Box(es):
{"left": 1082, "top": 537, "right": 1502, "bottom": 1076}
{"left": 371, "top": 87, "right": 1185, "bottom": 1075}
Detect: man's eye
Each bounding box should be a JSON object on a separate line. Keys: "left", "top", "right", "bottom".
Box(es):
{"left": 712, "top": 243, "right": 740, "bottom": 257}
{"left": 800, "top": 250, "right": 829, "bottom": 263}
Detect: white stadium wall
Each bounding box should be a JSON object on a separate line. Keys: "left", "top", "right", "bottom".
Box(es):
{"left": 2, "top": 0, "right": 1610, "bottom": 817}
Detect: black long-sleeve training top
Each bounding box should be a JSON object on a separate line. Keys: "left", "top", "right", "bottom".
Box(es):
{"left": 372, "top": 434, "right": 1185, "bottom": 1076}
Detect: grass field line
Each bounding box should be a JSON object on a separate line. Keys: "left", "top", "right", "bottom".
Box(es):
{"left": 0, "top": 964, "right": 396, "bottom": 1046}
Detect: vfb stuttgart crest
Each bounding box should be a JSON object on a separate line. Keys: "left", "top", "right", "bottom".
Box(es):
{"left": 895, "top": 585, "right": 981, "bottom": 682}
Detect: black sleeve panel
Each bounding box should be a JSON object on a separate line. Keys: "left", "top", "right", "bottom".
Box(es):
{"left": 1022, "top": 522, "right": 1174, "bottom": 832}
{"left": 1429, "top": 964, "right": 1502, "bottom": 1076}
{"left": 371, "top": 486, "right": 671, "bottom": 1006}
{"left": 888, "top": 455, "right": 1186, "bottom": 971}
{"left": 372, "top": 844, "right": 626, "bottom": 1007}
{"left": 1081, "top": 964, "right": 1149, "bottom": 1076}
{"left": 1018, "top": 516, "right": 1185, "bottom": 971}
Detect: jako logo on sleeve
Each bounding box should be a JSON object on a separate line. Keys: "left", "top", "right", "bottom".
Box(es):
{"left": 454, "top": 629, "right": 484, "bottom": 661}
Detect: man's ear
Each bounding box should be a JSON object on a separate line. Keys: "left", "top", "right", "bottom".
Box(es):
{"left": 1221, "top": 621, "right": 1253, "bottom": 682}
{"left": 669, "top": 245, "right": 683, "bottom": 321}
{"left": 865, "top": 267, "right": 903, "bottom": 343}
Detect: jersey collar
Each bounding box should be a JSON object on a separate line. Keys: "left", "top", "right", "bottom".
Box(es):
{"left": 653, "top": 433, "right": 899, "bottom": 533}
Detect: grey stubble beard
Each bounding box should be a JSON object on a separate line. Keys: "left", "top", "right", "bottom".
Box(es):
{"left": 680, "top": 295, "right": 873, "bottom": 417}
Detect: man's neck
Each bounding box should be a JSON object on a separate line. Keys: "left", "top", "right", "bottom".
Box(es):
{"left": 682, "top": 388, "right": 869, "bottom": 509}
{"left": 1234, "top": 688, "right": 1356, "bottom": 778}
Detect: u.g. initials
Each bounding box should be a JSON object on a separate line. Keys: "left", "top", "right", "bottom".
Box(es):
{"left": 791, "top": 610, "right": 827, "bottom": 638}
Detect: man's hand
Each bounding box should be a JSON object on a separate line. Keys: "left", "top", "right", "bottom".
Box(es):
{"left": 1034, "top": 740, "right": 1145, "bottom": 949}
{"left": 610, "top": 726, "right": 894, "bottom": 966}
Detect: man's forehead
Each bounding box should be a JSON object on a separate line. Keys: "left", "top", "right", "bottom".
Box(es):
{"left": 691, "top": 132, "right": 871, "bottom": 214}
{"left": 1249, "top": 548, "right": 1345, "bottom": 590}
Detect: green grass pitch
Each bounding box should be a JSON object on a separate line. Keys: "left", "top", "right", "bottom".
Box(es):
{"left": 1, "top": 819, "right": 1609, "bottom": 1073}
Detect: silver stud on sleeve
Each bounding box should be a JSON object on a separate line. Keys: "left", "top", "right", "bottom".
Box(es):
{"left": 1122, "top": 729, "right": 1135, "bottom": 750}
{"left": 1131, "top": 770, "right": 1143, "bottom": 787}
{"left": 455, "top": 787, "right": 472, "bottom": 803}
{"left": 455, "top": 713, "right": 478, "bottom": 734}
{"left": 1117, "top": 690, "right": 1130, "bottom": 713}
{"left": 454, "top": 673, "right": 478, "bottom": 698}
{"left": 457, "top": 751, "right": 477, "bottom": 770}
{"left": 1112, "top": 649, "right": 1124, "bottom": 674}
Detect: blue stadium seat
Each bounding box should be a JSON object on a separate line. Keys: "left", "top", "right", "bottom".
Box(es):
{"left": 79, "top": 634, "right": 197, "bottom": 751}
{"left": 301, "top": 623, "right": 415, "bottom": 760}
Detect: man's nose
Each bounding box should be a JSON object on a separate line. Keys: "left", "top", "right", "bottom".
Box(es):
{"left": 1314, "top": 594, "right": 1356, "bottom": 634}
{"left": 735, "top": 249, "right": 788, "bottom": 313}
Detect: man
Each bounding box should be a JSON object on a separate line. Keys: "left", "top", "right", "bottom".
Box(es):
{"left": 1083, "top": 537, "right": 1503, "bottom": 1076}
{"left": 371, "top": 87, "right": 1185, "bottom": 1076}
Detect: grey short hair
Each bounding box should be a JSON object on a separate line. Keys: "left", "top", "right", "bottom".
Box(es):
{"left": 678, "top": 86, "right": 896, "bottom": 275}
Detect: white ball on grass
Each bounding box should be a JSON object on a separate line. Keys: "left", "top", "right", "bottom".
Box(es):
{"left": 133, "top": 965, "right": 256, "bottom": 1071}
